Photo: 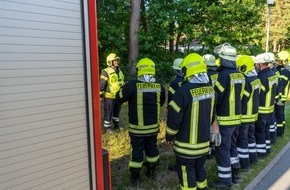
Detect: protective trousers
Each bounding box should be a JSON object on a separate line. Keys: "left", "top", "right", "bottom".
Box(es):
{"left": 275, "top": 104, "right": 285, "bottom": 136}
{"left": 175, "top": 155, "right": 207, "bottom": 190}
{"left": 128, "top": 134, "right": 159, "bottom": 179}
{"left": 248, "top": 124, "right": 258, "bottom": 164}
{"left": 103, "top": 98, "right": 121, "bottom": 130}
{"left": 215, "top": 126, "right": 237, "bottom": 185}
{"left": 255, "top": 116, "right": 267, "bottom": 157}
{"left": 269, "top": 113, "right": 277, "bottom": 144}
{"left": 265, "top": 116, "right": 272, "bottom": 155}
{"left": 237, "top": 124, "right": 250, "bottom": 170}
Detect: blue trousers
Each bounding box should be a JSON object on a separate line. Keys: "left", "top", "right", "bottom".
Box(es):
{"left": 215, "top": 126, "right": 239, "bottom": 185}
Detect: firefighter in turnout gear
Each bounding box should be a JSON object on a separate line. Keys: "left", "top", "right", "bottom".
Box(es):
{"left": 203, "top": 54, "right": 219, "bottom": 160}
{"left": 168, "top": 58, "right": 184, "bottom": 104}
{"left": 203, "top": 54, "right": 219, "bottom": 86}
{"left": 166, "top": 53, "right": 216, "bottom": 190}
{"left": 100, "top": 53, "right": 125, "bottom": 133}
{"left": 212, "top": 43, "right": 245, "bottom": 188}
{"left": 116, "top": 58, "right": 166, "bottom": 182}
{"left": 236, "top": 55, "right": 261, "bottom": 170}
{"left": 267, "top": 52, "right": 279, "bottom": 144}
{"left": 276, "top": 51, "right": 290, "bottom": 136}
{"left": 254, "top": 53, "right": 278, "bottom": 157}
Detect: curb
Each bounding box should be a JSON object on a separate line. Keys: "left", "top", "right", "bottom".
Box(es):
{"left": 245, "top": 141, "right": 290, "bottom": 190}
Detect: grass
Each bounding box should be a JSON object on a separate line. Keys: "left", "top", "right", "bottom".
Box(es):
{"left": 102, "top": 102, "right": 290, "bottom": 190}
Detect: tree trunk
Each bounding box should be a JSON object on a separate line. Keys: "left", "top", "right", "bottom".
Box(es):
{"left": 129, "top": 0, "right": 141, "bottom": 75}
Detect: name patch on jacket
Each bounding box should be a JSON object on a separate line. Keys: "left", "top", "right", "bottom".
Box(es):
{"left": 268, "top": 75, "right": 278, "bottom": 86}
{"left": 190, "top": 86, "right": 215, "bottom": 101}
{"left": 251, "top": 79, "right": 261, "bottom": 90}
{"left": 230, "top": 73, "right": 245, "bottom": 84}
{"left": 137, "top": 83, "right": 161, "bottom": 93}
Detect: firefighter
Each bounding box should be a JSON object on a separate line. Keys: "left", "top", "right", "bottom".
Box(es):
{"left": 236, "top": 55, "right": 261, "bottom": 170}
{"left": 203, "top": 54, "right": 219, "bottom": 86}
{"left": 212, "top": 43, "right": 245, "bottom": 188}
{"left": 166, "top": 53, "right": 216, "bottom": 190}
{"left": 203, "top": 54, "right": 219, "bottom": 160}
{"left": 276, "top": 51, "right": 290, "bottom": 136}
{"left": 168, "top": 58, "right": 184, "bottom": 104}
{"left": 100, "top": 53, "right": 125, "bottom": 133}
{"left": 254, "top": 53, "right": 278, "bottom": 158}
{"left": 116, "top": 58, "right": 166, "bottom": 182}
{"left": 267, "top": 52, "right": 279, "bottom": 144}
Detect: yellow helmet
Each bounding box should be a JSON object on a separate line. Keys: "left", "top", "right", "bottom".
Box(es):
{"left": 277, "top": 51, "right": 290, "bottom": 65}
{"left": 236, "top": 55, "right": 254, "bottom": 74}
{"left": 136, "top": 58, "right": 155, "bottom": 76}
{"left": 180, "top": 53, "right": 207, "bottom": 78}
{"left": 106, "top": 53, "right": 120, "bottom": 66}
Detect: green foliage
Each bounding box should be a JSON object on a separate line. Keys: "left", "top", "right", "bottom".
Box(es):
{"left": 97, "top": 0, "right": 289, "bottom": 80}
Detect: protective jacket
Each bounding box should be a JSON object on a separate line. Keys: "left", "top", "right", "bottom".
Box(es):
{"left": 100, "top": 67, "right": 124, "bottom": 99}
{"left": 214, "top": 67, "right": 245, "bottom": 126}
{"left": 207, "top": 69, "right": 219, "bottom": 86}
{"left": 168, "top": 75, "right": 184, "bottom": 104}
{"left": 276, "top": 65, "right": 290, "bottom": 102}
{"left": 257, "top": 68, "right": 278, "bottom": 116}
{"left": 116, "top": 79, "right": 166, "bottom": 136}
{"left": 241, "top": 76, "right": 261, "bottom": 124}
{"left": 166, "top": 82, "right": 216, "bottom": 158}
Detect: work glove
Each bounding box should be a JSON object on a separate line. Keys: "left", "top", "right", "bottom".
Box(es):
{"left": 210, "top": 120, "right": 221, "bottom": 146}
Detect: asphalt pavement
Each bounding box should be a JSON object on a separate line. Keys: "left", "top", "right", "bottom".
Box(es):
{"left": 245, "top": 141, "right": 290, "bottom": 190}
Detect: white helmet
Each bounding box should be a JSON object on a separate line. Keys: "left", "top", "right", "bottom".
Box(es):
{"left": 255, "top": 53, "right": 272, "bottom": 64}
{"left": 214, "top": 43, "right": 237, "bottom": 61}
{"left": 172, "top": 58, "right": 183, "bottom": 70}
{"left": 203, "top": 54, "right": 216, "bottom": 67}
{"left": 265, "top": 52, "right": 276, "bottom": 62}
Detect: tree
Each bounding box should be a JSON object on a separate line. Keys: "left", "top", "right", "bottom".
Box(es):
{"left": 129, "top": 0, "right": 141, "bottom": 75}
{"left": 267, "top": 0, "right": 290, "bottom": 52}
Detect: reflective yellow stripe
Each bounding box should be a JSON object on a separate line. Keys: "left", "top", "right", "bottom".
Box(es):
{"left": 129, "top": 127, "right": 159, "bottom": 134}
{"left": 241, "top": 113, "right": 258, "bottom": 123}
{"left": 244, "top": 90, "right": 250, "bottom": 97}
{"left": 277, "top": 123, "right": 283, "bottom": 128}
{"left": 169, "top": 100, "right": 181, "bottom": 113}
{"left": 168, "top": 87, "right": 175, "bottom": 94}
{"left": 166, "top": 126, "right": 179, "bottom": 135}
{"left": 157, "top": 91, "right": 160, "bottom": 125}
{"left": 118, "top": 90, "right": 123, "bottom": 98}
{"left": 190, "top": 101, "right": 199, "bottom": 144}
{"left": 215, "top": 81, "right": 224, "bottom": 92}
{"left": 261, "top": 85, "right": 266, "bottom": 91}
{"left": 280, "top": 75, "right": 288, "bottom": 81}
{"left": 174, "top": 146, "right": 210, "bottom": 156}
{"left": 146, "top": 155, "right": 159, "bottom": 163}
{"left": 258, "top": 105, "right": 274, "bottom": 114}
{"left": 175, "top": 140, "right": 210, "bottom": 149}
{"left": 129, "top": 160, "right": 143, "bottom": 168}
{"left": 216, "top": 115, "right": 241, "bottom": 126}
{"left": 180, "top": 185, "right": 197, "bottom": 190}
{"left": 100, "top": 75, "right": 108, "bottom": 80}
{"left": 229, "top": 82, "right": 235, "bottom": 117}
{"left": 197, "top": 179, "right": 207, "bottom": 189}
{"left": 181, "top": 165, "right": 188, "bottom": 188}
{"left": 137, "top": 92, "right": 143, "bottom": 126}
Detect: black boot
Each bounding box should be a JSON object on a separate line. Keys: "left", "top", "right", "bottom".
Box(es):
{"left": 232, "top": 168, "right": 242, "bottom": 184}
{"left": 130, "top": 170, "right": 140, "bottom": 183}
{"left": 210, "top": 181, "right": 231, "bottom": 190}
{"left": 146, "top": 160, "right": 159, "bottom": 178}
